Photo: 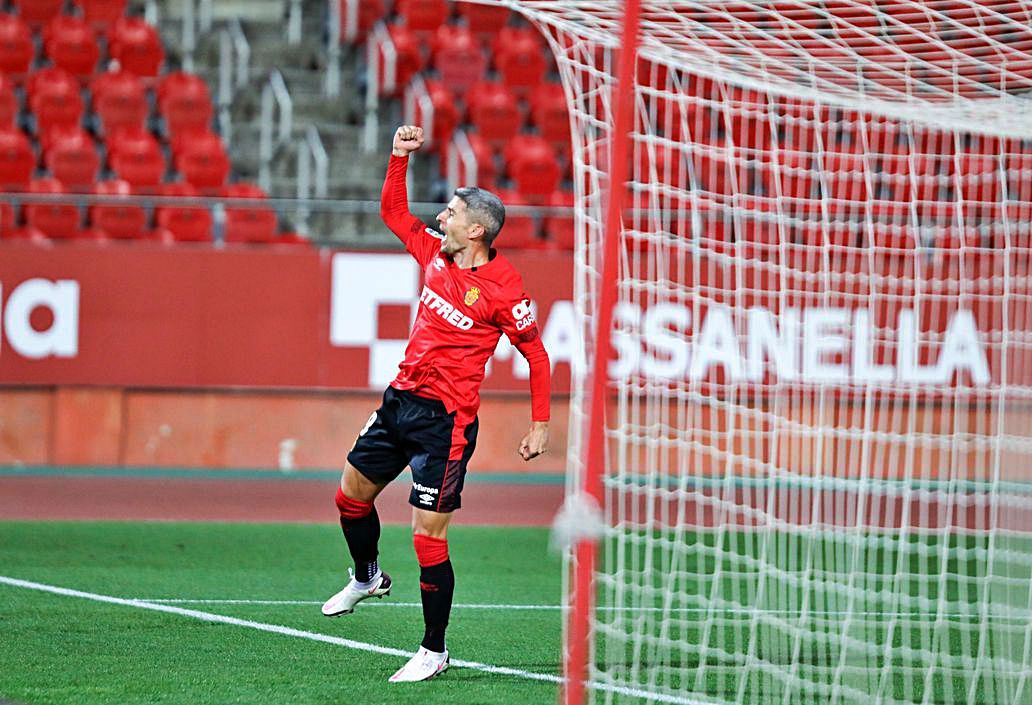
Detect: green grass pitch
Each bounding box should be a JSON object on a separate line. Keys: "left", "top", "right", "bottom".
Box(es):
{"left": 2, "top": 521, "right": 1028, "bottom": 705}
{"left": 0, "top": 521, "right": 563, "bottom": 705}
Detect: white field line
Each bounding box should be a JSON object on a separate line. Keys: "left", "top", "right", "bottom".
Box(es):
{"left": 126, "top": 598, "right": 1029, "bottom": 620}
{"left": 135, "top": 598, "right": 559, "bottom": 609}
{"left": 0, "top": 574, "right": 715, "bottom": 705}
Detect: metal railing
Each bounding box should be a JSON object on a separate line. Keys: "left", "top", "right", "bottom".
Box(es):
{"left": 258, "top": 70, "right": 294, "bottom": 192}
{"left": 403, "top": 75, "right": 434, "bottom": 146}
{"left": 287, "top": 0, "right": 302, "bottom": 45}
{"left": 325, "top": 0, "right": 342, "bottom": 97}
{"left": 218, "top": 19, "right": 251, "bottom": 148}
{"left": 447, "top": 130, "right": 477, "bottom": 193}
{"left": 363, "top": 21, "right": 395, "bottom": 153}
{"left": 295, "top": 127, "right": 330, "bottom": 234}
{"left": 0, "top": 191, "right": 575, "bottom": 246}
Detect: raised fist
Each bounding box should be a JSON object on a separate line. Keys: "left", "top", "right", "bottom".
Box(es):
{"left": 393, "top": 125, "right": 425, "bottom": 157}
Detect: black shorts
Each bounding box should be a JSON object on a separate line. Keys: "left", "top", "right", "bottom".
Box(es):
{"left": 347, "top": 386, "right": 478, "bottom": 513}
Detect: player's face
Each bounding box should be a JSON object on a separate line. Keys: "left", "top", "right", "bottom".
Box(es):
{"left": 436, "top": 197, "right": 475, "bottom": 256}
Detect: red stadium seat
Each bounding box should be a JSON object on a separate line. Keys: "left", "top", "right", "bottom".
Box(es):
{"left": 26, "top": 65, "right": 73, "bottom": 103}
{"left": 339, "top": 0, "right": 386, "bottom": 43}
{"left": 224, "top": 182, "right": 277, "bottom": 244}
{"left": 0, "top": 198, "right": 15, "bottom": 236}
{"left": 542, "top": 188, "right": 575, "bottom": 250}
{"left": 0, "top": 74, "right": 17, "bottom": 129}
{"left": 109, "top": 17, "right": 164, "bottom": 77}
{"left": 25, "top": 177, "right": 81, "bottom": 238}
{"left": 177, "top": 138, "right": 230, "bottom": 191}
{"left": 467, "top": 81, "right": 521, "bottom": 148}
{"left": 11, "top": 0, "right": 64, "bottom": 27}
{"left": 771, "top": 149, "right": 815, "bottom": 200}
{"left": 494, "top": 188, "right": 542, "bottom": 248}
{"left": 0, "top": 13, "right": 33, "bottom": 76}
{"left": 44, "top": 126, "right": 99, "bottom": 190}
{"left": 504, "top": 134, "right": 561, "bottom": 197}
{"left": 4, "top": 225, "right": 52, "bottom": 242}
{"left": 75, "top": 0, "right": 128, "bottom": 32}
{"left": 431, "top": 25, "right": 487, "bottom": 94}
{"left": 106, "top": 124, "right": 156, "bottom": 159}
{"left": 276, "top": 231, "right": 310, "bottom": 246}
{"left": 0, "top": 127, "right": 35, "bottom": 188}
{"left": 1006, "top": 151, "right": 1032, "bottom": 203}
{"left": 91, "top": 68, "right": 148, "bottom": 134}
{"left": 158, "top": 75, "right": 213, "bottom": 137}
{"left": 155, "top": 181, "right": 212, "bottom": 242}
{"left": 492, "top": 26, "right": 547, "bottom": 96}
{"left": 956, "top": 153, "right": 1001, "bottom": 203}
{"left": 166, "top": 126, "right": 221, "bottom": 162}
{"left": 411, "top": 79, "right": 458, "bottom": 150}
{"left": 107, "top": 126, "right": 165, "bottom": 188}
{"left": 723, "top": 105, "right": 772, "bottom": 154}
{"left": 911, "top": 154, "right": 952, "bottom": 203}
{"left": 29, "top": 68, "right": 85, "bottom": 134}
{"left": 450, "top": 132, "right": 497, "bottom": 190}
{"left": 156, "top": 70, "right": 206, "bottom": 104}
{"left": 376, "top": 24, "right": 425, "bottom": 97}
{"left": 395, "top": 0, "right": 448, "bottom": 34}
{"left": 44, "top": 15, "right": 99, "bottom": 79}
{"left": 90, "top": 178, "right": 146, "bottom": 239}
{"left": 690, "top": 142, "right": 749, "bottom": 196}
{"left": 821, "top": 151, "right": 870, "bottom": 202}
{"left": 457, "top": 3, "right": 510, "bottom": 37}
{"left": 528, "top": 82, "right": 571, "bottom": 151}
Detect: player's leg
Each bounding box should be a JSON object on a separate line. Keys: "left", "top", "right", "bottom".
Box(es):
{"left": 389, "top": 403, "right": 478, "bottom": 682}
{"left": 388, "top": 507, "right": 453, "bottom": 683}
{"left": 335, "top": 461, "right": 387, "bottom": 586}
{"left": 413, "top": 507, "right": 454, "bottom": 654}
{"left": 323, "top": 391, "right": 408, "bottom": 617}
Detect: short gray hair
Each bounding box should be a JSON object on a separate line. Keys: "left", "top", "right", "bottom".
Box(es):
{"left": 454, "top": 187, "right": 506, "bottom": 246}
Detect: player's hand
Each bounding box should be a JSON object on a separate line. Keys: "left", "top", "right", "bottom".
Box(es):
{"left": 393, "top": 125, "right": 425, "bottom": 157}
{"left": 519, "top": 421, "right": 549, "bottom": 461}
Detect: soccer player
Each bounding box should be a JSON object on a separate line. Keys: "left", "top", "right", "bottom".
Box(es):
{"left": 321, "top": 125, "right": 551, "bottom": 682}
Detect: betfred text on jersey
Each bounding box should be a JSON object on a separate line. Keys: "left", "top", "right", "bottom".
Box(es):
{"left": 420, "top": 286, "right": 475, "bottom": 330}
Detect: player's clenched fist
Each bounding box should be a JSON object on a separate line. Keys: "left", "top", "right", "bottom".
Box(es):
{"left": 392, "top": 125, "right": 425, "bottom": 157}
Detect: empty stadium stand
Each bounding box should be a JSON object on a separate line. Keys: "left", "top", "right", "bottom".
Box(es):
{"left": 0, "top": 0, "right": 308, "bottom": 246}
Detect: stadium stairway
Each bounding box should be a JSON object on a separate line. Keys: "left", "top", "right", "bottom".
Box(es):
{"left": 153, "top": 0, "right": 430, "bottom": 245}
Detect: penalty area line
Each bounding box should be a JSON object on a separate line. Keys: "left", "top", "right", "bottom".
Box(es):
{"left": 0, "top": 574, "right": 714, "bottom": 705}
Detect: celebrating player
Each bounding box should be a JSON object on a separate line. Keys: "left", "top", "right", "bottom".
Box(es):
{"left": 321, "top": 125, "right": 552, "bottom": 682}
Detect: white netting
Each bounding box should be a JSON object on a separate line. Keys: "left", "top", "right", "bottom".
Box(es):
{"left": 492, "top": 1, "right": 1032, "bottom": 704}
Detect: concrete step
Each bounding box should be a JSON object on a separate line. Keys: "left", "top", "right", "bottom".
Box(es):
{"left": 150, "top": 0, "right": 421, "bottom": 244}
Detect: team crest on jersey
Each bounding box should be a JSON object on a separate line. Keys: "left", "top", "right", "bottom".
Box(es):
{"left": 464, "top": 287, "right": 480, "bottom": 306}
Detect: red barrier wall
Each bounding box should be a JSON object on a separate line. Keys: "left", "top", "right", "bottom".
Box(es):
{"left": 0, "top": 386, "right": 569, "bottom": 473}
{"left": 1, "top": 242, "right": 1026, "bottom": 478}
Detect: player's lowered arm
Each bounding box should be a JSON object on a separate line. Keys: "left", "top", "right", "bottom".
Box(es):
{"left": 519, "top": 421, "right": 549, "bottom": 461}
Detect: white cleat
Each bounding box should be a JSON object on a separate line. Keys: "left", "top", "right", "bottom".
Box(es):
{"left": 321, "top": 569, "right": 392, "bottom": 617}
{"left": 388, "top": 646, "right": 450, "bottom": 682}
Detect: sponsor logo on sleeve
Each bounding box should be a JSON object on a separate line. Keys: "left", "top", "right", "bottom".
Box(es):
{"left": 512, "top": 299, "right": 536, "bottom": 331}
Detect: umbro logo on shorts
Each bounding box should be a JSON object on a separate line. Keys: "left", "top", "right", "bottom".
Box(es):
{"left": 418, "top": 493, "right": 435, "bottom": 505}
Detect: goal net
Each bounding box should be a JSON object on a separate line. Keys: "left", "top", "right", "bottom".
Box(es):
{"left": 497, "top": 1, "right": 1032, "bottom": 704}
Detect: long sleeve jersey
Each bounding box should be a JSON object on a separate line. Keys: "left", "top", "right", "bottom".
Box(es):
{"left": 379, "top": 154, "right": 551, "bottom": 423}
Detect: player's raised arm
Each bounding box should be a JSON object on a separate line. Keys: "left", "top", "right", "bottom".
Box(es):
{"left": 380, "top": 125, "right": 441, "bottom": 265}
